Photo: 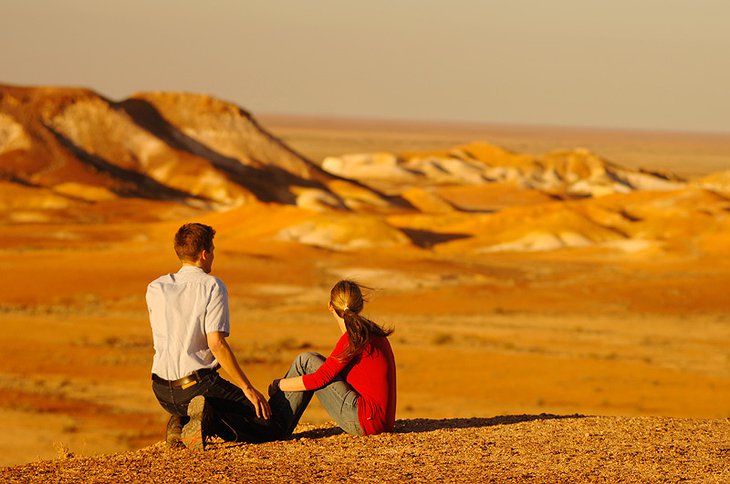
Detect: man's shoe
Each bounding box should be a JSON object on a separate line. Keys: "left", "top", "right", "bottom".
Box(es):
{"left": 181, "top": 395, "right": 207, "bottom": 450}
{"left": 166, "top": 414, "right": 184, "bottom": 448}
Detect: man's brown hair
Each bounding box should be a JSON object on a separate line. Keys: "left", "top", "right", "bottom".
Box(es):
{"left": 174, "top": 223, "right": 215, "bottom": 262}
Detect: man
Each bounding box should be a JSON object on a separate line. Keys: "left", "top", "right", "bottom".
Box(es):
{"left": 147, "top": 223, "right": 272, "bottom": 450}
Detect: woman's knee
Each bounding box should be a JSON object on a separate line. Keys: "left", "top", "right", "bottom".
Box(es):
{"left": 295, "top": 351, "right": 325, "bottom": 373}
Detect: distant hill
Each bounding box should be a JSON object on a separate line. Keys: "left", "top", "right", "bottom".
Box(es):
{"left": 318, "top": 142, "right": 730, "bottom": 254}
{"left": 0, "top": 84, "right": 393, "bottom": 217}
{"left": 323, "top": 141, "right": 687, "bottom": 197}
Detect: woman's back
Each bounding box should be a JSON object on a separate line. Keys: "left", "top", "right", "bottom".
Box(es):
{"left": 345, "top": 335, "right": 396, "bottom": 434}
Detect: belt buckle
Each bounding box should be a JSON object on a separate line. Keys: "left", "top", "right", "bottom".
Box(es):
{"left": 180, "top": 380, "right": 197, "bottom": 390}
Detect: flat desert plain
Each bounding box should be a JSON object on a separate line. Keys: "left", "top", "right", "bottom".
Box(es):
{"left": 2, "top": 110, "right": 730, "bottom": 469}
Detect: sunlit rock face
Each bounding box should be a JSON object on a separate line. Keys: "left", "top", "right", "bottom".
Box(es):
{"left": 0, "top": 84, "right": 398, "bottom": 219}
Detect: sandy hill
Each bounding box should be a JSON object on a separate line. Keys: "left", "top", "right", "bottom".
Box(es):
{"left": 696, "top": 169, "right": 730, "bottom": 194}
{"left": 0, "top": 84, "right": 395, "bottom": 223}
{"left": 4, "top": 83, "right": 730, "bottom": 256}
{"left": 2, "top": 416, "right": 728, "bottom": 482}
{"left": 317, "top": 142, "right": 730, "bottom": 256}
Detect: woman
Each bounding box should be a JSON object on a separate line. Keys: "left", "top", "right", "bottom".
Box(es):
{"left": 268, "top": 280, "right": 397, "bottom": 437}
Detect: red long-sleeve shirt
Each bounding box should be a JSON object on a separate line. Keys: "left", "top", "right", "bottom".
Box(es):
{"left": 302, "top": 332, "right": 397, "bottom": 435}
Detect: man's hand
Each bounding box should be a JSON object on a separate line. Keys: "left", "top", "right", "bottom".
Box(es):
{"left": 207, "top": 331, "right": 272, "bottom": 420}
{"left": 244, "top": 386, "right": 272, "bottom": 420}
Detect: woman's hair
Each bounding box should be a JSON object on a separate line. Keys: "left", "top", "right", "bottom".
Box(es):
{"left": 330, "top": 280, "right": 393, "bottom": 360}
{"left": 174, "top": 223, "right": 215, "bottom": 262}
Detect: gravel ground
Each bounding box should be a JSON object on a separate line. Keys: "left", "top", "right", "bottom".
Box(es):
{"left": 3, "top": 415, "right": 729, "bottom": 483}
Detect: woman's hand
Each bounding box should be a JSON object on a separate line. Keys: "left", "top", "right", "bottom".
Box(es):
{"left": 268, "top": 379, "right": 281, "bottom": 397}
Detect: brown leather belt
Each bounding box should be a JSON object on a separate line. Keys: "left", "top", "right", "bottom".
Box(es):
{"left": 152, "top": 366, "right": 219, "bottom": 389}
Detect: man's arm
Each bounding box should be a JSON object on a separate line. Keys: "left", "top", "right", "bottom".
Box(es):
{"left": 207, "top": 331, "right": 271, "bottom": 420}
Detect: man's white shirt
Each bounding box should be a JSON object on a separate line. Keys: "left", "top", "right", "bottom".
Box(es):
{"left": 147, "top": 265, "right": 230, "bottom": 380}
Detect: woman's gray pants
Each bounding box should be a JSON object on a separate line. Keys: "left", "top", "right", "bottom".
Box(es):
{"left": 269, "top": 351, "right": 363, "bottom": 437}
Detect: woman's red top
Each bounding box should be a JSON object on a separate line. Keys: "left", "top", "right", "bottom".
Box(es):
{"left": 301, "top": 332, "right": 397, "bottom": 435}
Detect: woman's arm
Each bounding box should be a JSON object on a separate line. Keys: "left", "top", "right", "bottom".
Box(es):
{"left": 269, "top": 364, "right": 341, "bottom": 396}
{"left": 272, "top": 375, "right": 306, "bottom": 393}
{"left": 271, "top": 334, "right": 351, "bottom": 394}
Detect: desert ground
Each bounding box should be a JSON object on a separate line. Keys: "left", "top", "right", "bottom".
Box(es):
{"left": 4, "top": 417, "right": 730, "bottom": 482}
{"left": 1, "top": 87, "right": 729, "bottom": 479}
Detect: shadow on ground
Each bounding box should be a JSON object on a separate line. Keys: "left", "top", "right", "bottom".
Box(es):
{"left": 293, "top": 413, "right": 586, "bottom": 439}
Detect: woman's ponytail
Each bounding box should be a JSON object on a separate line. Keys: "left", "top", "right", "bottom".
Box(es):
{"left": 331, "top": 280, "right": 393, "bottom": 361}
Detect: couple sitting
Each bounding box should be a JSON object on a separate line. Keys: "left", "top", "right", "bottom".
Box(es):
{"left": 147, "top": 223, "right": 397, "bottom": 449}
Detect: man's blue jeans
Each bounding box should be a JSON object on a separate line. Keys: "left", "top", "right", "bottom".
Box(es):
{"left": 152, "top": 371, "right": 276, "bottom": 443}
{"left": 270, "top": 351, "right": 363, "bottom": 437}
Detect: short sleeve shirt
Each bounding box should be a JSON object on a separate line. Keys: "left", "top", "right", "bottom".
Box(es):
{"left": 146, "top": 265, "right": 230, "bottom": 380}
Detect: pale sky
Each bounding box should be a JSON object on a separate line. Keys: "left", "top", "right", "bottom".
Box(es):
{"left": 2, "top": 0, "right": 729, "bottom": 132}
